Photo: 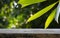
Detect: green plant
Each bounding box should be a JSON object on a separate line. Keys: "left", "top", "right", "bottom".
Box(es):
{"left": 0, "top": 0, "right": 60, "bottom": 29}
{"left": 18, "top": 0, "right": 59, "bottom": 29}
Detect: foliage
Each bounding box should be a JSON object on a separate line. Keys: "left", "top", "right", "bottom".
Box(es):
{"left": 0, "top": 0, "right": 59, "bottom": 28}
{"left": 18, "top": 0, "right": 46, "bottom": 8}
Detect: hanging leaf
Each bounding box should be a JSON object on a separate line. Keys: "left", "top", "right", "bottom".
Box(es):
{"left": 55, "top": 3, "right": 60, "bottom": 23}
{"left": 44, "top": 9, "right": 56, "bottom": 29}
{"left": 18, "top": 0, "right": 46, "bottom": 8}
{"left": 27, "top": 1, "right": 58, "bottom": 23}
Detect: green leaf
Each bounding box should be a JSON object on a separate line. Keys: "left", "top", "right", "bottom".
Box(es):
{"left": 27, "top": 1, "right": 58, "bottom": 23}
{"left": 44, "top": 9, "right": 56, "bottom": 29}
{"left": 59, "top": 0, "right": 60, "bottom": 2}
{"left": 18, "top": 0, "right": 46, "bottom": 8}
{"left": 55, "top": 3, "right": 60, "bottom": 23}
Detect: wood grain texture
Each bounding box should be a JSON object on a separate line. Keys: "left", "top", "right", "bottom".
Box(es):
{"left": 0, "top": 34, "right": 60, "bottom": 38}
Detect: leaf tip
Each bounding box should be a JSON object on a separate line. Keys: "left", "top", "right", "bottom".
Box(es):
{"left": 44, "top": 27, "right": 47, "bottom": 29}
{"left": 44, "top": 24, "right": 48, "bottom": 29}
{"left": 55, "top": 18, "right": 59, "bottom": 24}
{"left": 26, "top": 20, "right": 29, "bottom": 24}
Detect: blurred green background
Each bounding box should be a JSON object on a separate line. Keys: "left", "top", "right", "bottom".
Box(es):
{"left": 0, "top": 0, "right": 60, "bottom": 29}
